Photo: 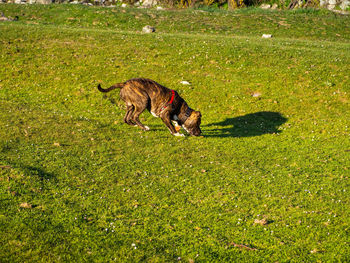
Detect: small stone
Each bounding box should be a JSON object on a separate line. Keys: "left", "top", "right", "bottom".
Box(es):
{"left": 20, "top": 202, "right": 32, "bottom": 209}
{"left": 262, "top": 34, "right": 272, "bottom": 38}
{"left": 142, "top": 0, "right": 157, "bottom": 7}
{"left": 180, "top": 80, "right": 191, "bottom": 85}
{"left": 142, "top": 25, "right": 155, "bottom": 33}
{"left": 260, "top": 3, "right": 271, "bottom": 9}
{"left": 254, "top": 218, "right": 268, "bottom": 225}
{"left": 0, "top": 13, "right": 13, "bottom": 21}
{"left": 271, "top": 3, "right": 278, "bottom": 9}
{"left": 36, "top": 0, "right": 52, "bottom": 4}
{"left": 340, "top": 0, "right": 350, "bottom": 10}
{"left": 251, "top": 91, "right": 262, "bottom": 97}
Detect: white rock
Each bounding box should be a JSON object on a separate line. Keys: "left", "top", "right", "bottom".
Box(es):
{"left": 142, "top": 25, "right": 155, "bottom": 33}
{"left": 262, "top": 34, "right": 272, "bottom": 38}
{"left": 142, "top": 0, "right": 157, "bottom": 7}
{"left": 156, "top": 6, "right": 164, "bottom": 10}
{"left": 327, "top": 0, "right": 337, "bottom": 9}
{"left": 340, "top": 0, "right": 350, "bottom": 10}
{"left": 121, "top": 3, "right": 127, "bottom": 7}
{"left": 252, "top": 91, "right": 262, "bottom": 97}
{"left": 260, "top": 4, "right": 271, "bottom": 9}
{"left": 180, "top": 81, "right": 191, "bottom": 85}
{"left": 320, "top": 0, "right": 326, "bottom": 6}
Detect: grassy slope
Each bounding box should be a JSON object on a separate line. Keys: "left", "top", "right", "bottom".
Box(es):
{"left": 0, "top": 4, "right": 349, "bottom": 262}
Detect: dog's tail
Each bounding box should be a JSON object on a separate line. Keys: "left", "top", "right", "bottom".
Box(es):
{"left": 97, "top": 83, "right": 124, "bottom": 93}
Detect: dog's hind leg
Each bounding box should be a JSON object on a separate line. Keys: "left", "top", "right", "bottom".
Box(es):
{"left": 124, "top": 104, "right": 136, "bottom": 125}
{"left": 131, "top": 106, "right": 150, "bottom": 131}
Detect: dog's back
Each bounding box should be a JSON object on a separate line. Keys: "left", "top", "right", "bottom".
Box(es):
{"left": 121, "top": 78, "right": 170, "bottom": 100}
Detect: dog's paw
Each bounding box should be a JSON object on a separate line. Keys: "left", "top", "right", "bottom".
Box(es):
{"left": 173, "top": 133, "right": 185, "bottom": 137}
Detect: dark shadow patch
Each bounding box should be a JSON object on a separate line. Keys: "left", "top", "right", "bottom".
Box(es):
{"left": 204, "top": 111, "right": 287, "bottom": 138}
{"left": 20, "top": 165, "right": 55, "bottom": 180}
{"left": 3, "top": 160, "right": 56, "bottom": 181}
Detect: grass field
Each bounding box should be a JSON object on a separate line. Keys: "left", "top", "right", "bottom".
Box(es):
{"left": 1, "top": 4, "right": 349, "bottom": 262}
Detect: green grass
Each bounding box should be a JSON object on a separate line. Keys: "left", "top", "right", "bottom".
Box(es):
{"left": 1, "top": 4, "right": 349, "bottom": 262}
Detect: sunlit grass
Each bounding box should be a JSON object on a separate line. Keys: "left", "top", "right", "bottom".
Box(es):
{"left": 0, "top": 4, "right": 349, "bottom": 262}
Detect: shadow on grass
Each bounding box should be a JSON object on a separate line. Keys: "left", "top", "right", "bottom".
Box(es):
{"left": 204, "top": 111, "right": 287, "bottom": 138}
{"left": 1, "top": 143, "right": 56, "bottom": 180}
{"left": 21, "top": 165, "right": 55, "bottom": 180}
{"left": 2, "top": 162, "right": 56, "bottom": 180}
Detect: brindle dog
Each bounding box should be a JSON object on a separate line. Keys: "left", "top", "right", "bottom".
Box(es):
{"left": 97, "top": 78, "right": 202, "bottom": 136}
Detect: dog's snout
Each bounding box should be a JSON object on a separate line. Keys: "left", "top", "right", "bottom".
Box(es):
{"left": 192, "top": 129, "right": 201, "bottom": 136}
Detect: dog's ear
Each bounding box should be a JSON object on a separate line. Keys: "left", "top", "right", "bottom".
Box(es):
{"left": 195, "top": 111, "right": 202, "bottom": 118}
{"left": 189, "top": 111, "right": 202, "bottom": 120}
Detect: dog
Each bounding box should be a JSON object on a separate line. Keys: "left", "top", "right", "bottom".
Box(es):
{"left": 97, "top": 78, "right": 202, "bottom": 136}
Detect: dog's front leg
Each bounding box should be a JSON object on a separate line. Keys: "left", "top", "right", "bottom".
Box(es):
{"left": 172, "top": 120, "right": 181, "bottom": 133}
{"left": 160, "top": 112, "right": 184, "bottom": 137}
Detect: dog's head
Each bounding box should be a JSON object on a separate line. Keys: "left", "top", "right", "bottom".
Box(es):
{"left": 183, "top": 111, "right": 202, "bottom": 136}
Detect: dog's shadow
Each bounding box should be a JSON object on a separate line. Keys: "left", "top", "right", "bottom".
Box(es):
{"left": 204, "top": 111, "right": 287, "bottom": 138}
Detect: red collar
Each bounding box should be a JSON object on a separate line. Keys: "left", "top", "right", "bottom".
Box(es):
{"left": 168, "top": 90, "right": 175, "bottom": 104}
{"left": 160, "top": 90, "right": 175, "bottom": 112}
